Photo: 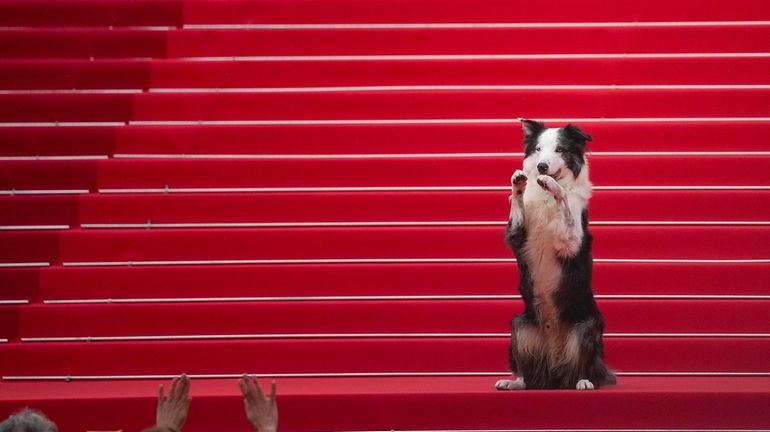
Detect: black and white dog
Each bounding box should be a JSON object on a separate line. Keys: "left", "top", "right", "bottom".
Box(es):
{"left": 495, "top": 119, "right": 616, "bottom": 391}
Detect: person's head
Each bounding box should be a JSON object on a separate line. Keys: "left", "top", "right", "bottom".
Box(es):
{"left": 0, "top": 409, "right": 57, "bottom": 432}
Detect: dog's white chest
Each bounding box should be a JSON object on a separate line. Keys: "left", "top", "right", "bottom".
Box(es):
{"left": 522, "top": 187, "right": 563, "bottom": 322}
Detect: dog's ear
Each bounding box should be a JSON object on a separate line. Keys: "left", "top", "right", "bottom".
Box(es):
{"left": 518, "top": 118, "right": 546, "bottom": 138}
{"left": 563, "top": 123, "right": 593, "bottom": 143}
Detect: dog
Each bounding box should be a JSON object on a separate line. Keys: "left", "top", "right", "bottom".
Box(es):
{"left": 495, "top": 118, "right": 616, "bottom": 391}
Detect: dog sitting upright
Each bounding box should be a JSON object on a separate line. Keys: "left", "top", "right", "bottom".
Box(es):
{"left": 495, "top": 118, "right": 616, "bottom": 391}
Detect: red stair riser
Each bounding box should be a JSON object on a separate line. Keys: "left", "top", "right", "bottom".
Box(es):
{"left": 2, "top": 156, "right": 769, "bottom": 190}
{"left": 131, "top": 89, "right": 770, "bottom": 119}
{"left": 76, "top": 190, "right": 770, "bottom": 223}
{"left": 147, "top": 57, "right": 770, "bottom": 87}
{"left": 5, "top": 122, "right": 770, "bottom": 156}
{"left": 166, "top": 26, "right": 770, "bottom": 56}
{"left": 0, "top": 29, "right": 167, "bottom": 59}
{"left": 0, "top": 126, "right": 116, "bottom": 157}
{"left": 31, "top": 262, "right": 770, "bottom": 300}
{"left": 2, "top": 26, "right": 768, "bottom": 59}
{"left": 0, "top": 93, "right": 134, "bottom": 122}
{"left": 0, "top": 268, "right": 39, "bottom": 301}
{"left": 0, "top": 195, "right": 79, "bottom": 226}
{"left": 0, "top": 0, "right": 182, "bottom": 27}
{"left": 2, "top": 226, "right": 770, "bottom": 263}
{"left": 1, "top": 338, "right": 768, "bottom": 375}
{"left": 6, "top": 90, "right": 770, "bottom": 121}
{"left": 0, "top": 60, "right": 151, "bottom": 90}
{"left": 8, "top": 57, "right": 769, "bottom": 90}
{"left": 0, "top": 305, "right": 19, "bottom": 340}
{"left": 181, "top": 0, "right": 770, "bottom": 24}
{"left": 17, "top": 300, "right": 770, "bottom": 337}
{"left": 112, "top": 121, "right": 770, "bottom": 153}
{"left": 4, "top": 191, "right": 770, "bottom": 225}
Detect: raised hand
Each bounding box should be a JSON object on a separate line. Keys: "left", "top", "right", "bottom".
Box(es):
{"left": 239, "top": 375, "right": 278, "bottom": 432}
{"left": 156, "top": 374, "right": 192, "bottom": 432}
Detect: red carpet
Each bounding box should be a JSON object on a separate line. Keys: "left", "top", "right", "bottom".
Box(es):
{"left": 3, "top": 377, "right": 769, "bottom": 431}
{"left": 1, "top": 1, "right": 770, "bottom": 431}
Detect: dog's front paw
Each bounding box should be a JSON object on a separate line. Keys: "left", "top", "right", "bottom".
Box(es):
{"left": 495, "top": 378, "right": 526, "bottom": 391}
{"left": 536, "top": 175, "right": 564, "bottom": 201}
{"left": 511, "top": 170, "right": 528, "bottom": 196}
{"left": 576, "top": 379, "right": 595, "bottom": 390}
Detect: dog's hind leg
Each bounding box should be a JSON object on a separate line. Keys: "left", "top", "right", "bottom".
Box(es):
{"left": 568, "top": 319, "right": 613, "bottom": 390}
{"left": 496, "top": 376, "right": 526, "bottom": 390}
{"left": 496, "top": 314, "right": 539, "bottom": 390}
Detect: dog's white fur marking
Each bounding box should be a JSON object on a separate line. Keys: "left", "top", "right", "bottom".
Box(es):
{"left": 555, "top": 321, "right": 586, "bottom": 368}
{"left": 495, "top": 376, "right": 526, "bottom": 391}
{"left": 576, "top": 379, "right": 595, "bottom": 390}
{"left": 515, "top": 320, "right": 543, "bottom": 357}
{"left": 509, "top": 170, "right": 527, "bottom": 227}
{"left": 518, "top": 128, "right": 593, "bottom": 326}
{"left": 525, "top": 129, "right": 564, "bottom": 177}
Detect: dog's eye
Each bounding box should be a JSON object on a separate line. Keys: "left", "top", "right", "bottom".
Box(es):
{"left": 555, "top": 148, "right": 563, "bottom": 153}
{"left": 536, "top": 147, "right": 541, "bottom": 152}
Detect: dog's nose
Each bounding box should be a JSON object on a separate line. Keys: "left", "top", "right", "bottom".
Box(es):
{"left": 537, "top": 163, "right": 549, "bottom": 174}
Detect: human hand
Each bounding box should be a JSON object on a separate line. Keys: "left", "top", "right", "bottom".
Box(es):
{"left": 156, "top": 374, "right": 191, "bottom": 432}
{"left": 239, "top": 375, "right": 278, "bottom": 432}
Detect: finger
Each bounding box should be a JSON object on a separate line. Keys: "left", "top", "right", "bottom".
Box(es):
{"left": 253, "top": 376, "right": 266, "bottom": 399}
{"left": 176, "top": 375, "right": 185, "bottom": 399}
{"left": 169, "top": 376, "right": 179, "bottom": 400}
{"left": 157, "top": 384, "right": 165, "bottom": 407}
{"left": 172, "top": 375, "right": 184, "bottom": 400}
{"left": 238, "top": 377, "right": 249, "bottom": 399}
{"left": 180, "top": 374, "right": 190, "bottom": 398}
{"left": 241, "top": 376, "right": 257, "bottom": 404}
{"left": 270, "top": 380, "right": 276, "bottom": 400}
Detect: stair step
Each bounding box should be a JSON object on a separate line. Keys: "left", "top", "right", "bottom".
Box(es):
{"left": 3, "top": 26, "right": 769, "bottom": 59}
{"left": 0, "top": 268, "right": 38, "bottom": 301}
{"left": 149, "top": 57, "right": 770, "bottom": 87}
{"left": 2, "top": 226, "right": 770, "bottom": 264}
{"left": 15, "top": 300, "right": 770, "bottom": 338}
{"left": 11, "top": 262, "right": 767, "bottom": 301}
{"left": 2, "top": 338, "right": 769, "bottom": 376}
{"left": 5, "top": 57, "right": 770, "bottom": 90}
{"left": 3, "top": 191, "right": 770, "bottom": 227}
{"left": 0, "top": 0, "right": 182, "bottom": 27}
{"left": 166, "top": 26, "right": 770, "bottom": 57}
{"left": 0, "top": 125, "right": 116, "bottom": 156}
{"left": 3, "top": 122, "right": 770, "bottom": 156}
{"left": 0, "top": 29, "right": 166, "bottom": 59}
{"left": 5, "top": 89, "right": 770, "bottom": 122}
{"left": 179, "top": 0, "right": 770, "bottom": 25}
{"left": 1, "top": 156, "right": 769, "bottom": 191}
{"left": 4, "top": 0, "right": 770, "bottom": 27}
{"left": 0, "top": 59, "right": 150, "bottom": 90}
{"left": 5, "top": 261, "right": 770, "bottom": 302}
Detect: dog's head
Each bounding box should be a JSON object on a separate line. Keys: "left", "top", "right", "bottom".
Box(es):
{"left": 519, "top": 118, "right": 592, "bottom": 182}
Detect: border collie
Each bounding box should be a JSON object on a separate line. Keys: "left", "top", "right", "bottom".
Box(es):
{"left": 495, "top": 119, "right": 616, "bottom": 391}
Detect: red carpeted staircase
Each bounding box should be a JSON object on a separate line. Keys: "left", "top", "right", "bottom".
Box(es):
{"left": 1, "top": 1, "right": 770, "bottom": 431}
